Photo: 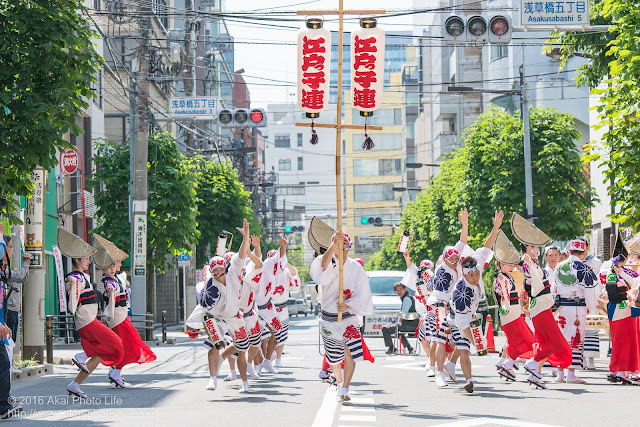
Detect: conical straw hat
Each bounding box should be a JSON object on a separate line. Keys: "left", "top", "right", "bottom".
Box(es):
{"left": 96, "top": 234, "right": 129, "bottom": 263}
{"left": 493, "top": 230, "right": 521, "bottom": 265}
{"left": 510, "top": 213, "right": 551, "bottom": 247}
{"left": 623, "top": 232, "right": 640, "bottom": 255}
{"left": 93, "top": 234, "right": 116, "bottom": 269}
{"left": 308, "top": 216, "right": 335, "bottom": 254}
{"left": 56, "top": 228, "right": 96, "bottom": 258}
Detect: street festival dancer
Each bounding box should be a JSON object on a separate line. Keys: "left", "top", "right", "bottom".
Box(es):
{"left": 401, "top": 252, "right": 434, "bottom": 362}
{"left": 553, "top": 237, "right": 600, "bottom": 384}
{"left": 310, "top": 231, "right": 373, "bottom": 402}
{"left": 93, "top": 235, "right": 156, "bottom": 388}
{"left": 493, "top": 229, "right": 547, "bottom": 387}
{"left": 186, "top": 219, "right": 252, "bottom": 392}
{"left": 254, "top": 238, "right": 287, "bottom": 374}
{"left": 223, "top": 235, "right": 265, "bottom": 381}
{"left": 272, "top": 257, "right": 301, "bottom": 368}
{"left": 444, "top": 210, "right": 502, "bottom": 393}
{"left": 57, "top": 228, "right": 124, "bottom": 398}
{"left": 510, "top": 213, "right": 572, "bottom": 387}
{"left": 602, "top": 254, "right": 640, "bottom": 384}
{"left": 430, "top": 208, "right": 469, "bottom": 387}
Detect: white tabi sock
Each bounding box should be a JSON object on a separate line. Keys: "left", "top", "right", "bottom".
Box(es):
{"left": 241, "top": 381, "right": 249, "bottom": 392}
{"left": 503, "top": 358, "right": 514, "bottom": 370}
{"left": 210, "top": 376, "right": 218, "bottom": 387}
{"left": 68, "top": 381, "right": 81, "bottom": 391}
{"left": 74, "top": 352, "right": 88, "bottom": 365}
{"left": 497, "top": 357, "right": 505, "bottom": 367}
{"left": 341, "top": 387, "right": 349, "bottom": 396}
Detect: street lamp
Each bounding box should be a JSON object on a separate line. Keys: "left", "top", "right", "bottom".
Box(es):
{"left": 446, "top": 71, "right": 535, "bottom": 223}
{"left": 406, "top": 162, "right": 441, "bottom": 168}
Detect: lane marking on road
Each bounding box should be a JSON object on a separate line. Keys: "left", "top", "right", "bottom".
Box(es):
{"left": 311, "top": 386, "right": 339, "bottom": 427}
{"left": 384, "top": 356, "right": 416, "bottom": 361}
{"left": 340, "top": 407, "right": 375, "bottom": 413}
{"left": 349, "top": 397, "right": 375, "bottom": 404}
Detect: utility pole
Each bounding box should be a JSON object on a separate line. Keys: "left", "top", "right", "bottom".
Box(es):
{"left": 183, "top": 0, "right": 196, "bottom": 148}
{"left": 129, "top": 7, "right": 150, "bottom": 326}
{"left": 520, "top": 64, "right": 534, "bottom": 222}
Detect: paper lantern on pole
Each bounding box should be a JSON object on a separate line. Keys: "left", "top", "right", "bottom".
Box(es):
{"left": 351, "top": 17, "right": 385, "bottom": 116}
{"left": 297, "top": 17, "right": 332, "bottom": 119}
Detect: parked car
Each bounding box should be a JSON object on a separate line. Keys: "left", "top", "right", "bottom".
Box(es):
{"left": 287, "top": 298, "right": 298, "bottom": 316}
{"left": 296, "top": 299, "right": 307, "bottom": 316}
{"left": 367, "top": 270, "right": 409, "bottom": 312}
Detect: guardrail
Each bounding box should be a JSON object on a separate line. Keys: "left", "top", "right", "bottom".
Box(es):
{"left": 44, "top": 313, "right": 154, "bottom": 364}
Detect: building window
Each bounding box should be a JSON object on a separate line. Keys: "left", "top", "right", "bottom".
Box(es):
{"left": 298, "top": 156, "right": 303, "bottom": 170}
{"left": 277, "top": 185, "right": 305, "bottom": 195}
{"left": 275, "top": 135, "right": 290, "bottom": 148}
{"left": 352, "top": 108, "right": 402, "bottom": 126}
{"left": 352, "top": 133, "right": 402, "bottom": 151}
{"left": 258, "top": 148, "right": 265, "bottom": 164}
{"left": 279, "top": 159, "right": 291, "bottom": 171}
{"left": 297, "top": 133, "right": 303, "bottom": 147}
{"left": 354, "top": 184, "right": 394, "bottom": 202}
{"left": 353, "top": 159, "right": 402, "bottom": 176}
{"left": 491, "top": 44, "right": 508, "bottom": 61}
{"left": 307, "top": 181, "right": 319, "bottom": 185}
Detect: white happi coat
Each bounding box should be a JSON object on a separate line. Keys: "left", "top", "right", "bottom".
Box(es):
{"left": 186, "top": 254, "right": 245, "bottom": 328}
{"left": 553, "top": 255, "right": 599, "bottom": 349}
{"left": 401, "top": 263, "right": 431, "bottom": 315}
{"left": 310, "top": 255, "right": 373, "bottom": 317}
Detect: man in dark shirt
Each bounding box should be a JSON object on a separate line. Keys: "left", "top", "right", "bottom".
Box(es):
{"left": 382, "top": 283, "right": 419, "bottom": 354}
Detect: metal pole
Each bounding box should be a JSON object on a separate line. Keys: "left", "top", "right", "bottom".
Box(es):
{"left": 520, "top": 64, "right": 534, "bottom": 222}
{"left": 162, "top": 311, "right": 167, "bottom": 343}
{"left": 45, "top": 316, "right": 53, "bottom": 364}
{"left": 182, "top": 264, "right": 187, "bottom": 328}
{"left": 336, "top": 0, "right": 345, "bottom": 322}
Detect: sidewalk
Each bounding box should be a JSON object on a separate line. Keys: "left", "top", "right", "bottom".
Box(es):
{"left": 50, "top": 323, "right": 191, "bottom": 365}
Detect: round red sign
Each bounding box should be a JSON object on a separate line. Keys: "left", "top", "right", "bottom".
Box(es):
{"left": 60, "top": 149, "right": 79, "bottom": 176}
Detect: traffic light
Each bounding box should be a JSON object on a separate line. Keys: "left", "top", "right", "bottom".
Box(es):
{"left": 284, "top": 225, "right": 305, "bottom": 233}
{"left": 442, "top": 15, "right": 511, "bottom": 45}
{"left": 488, "top": 15, "right": 512, "bottom": 44}
{"left": 360, "top": 217, "right": 382, "bottom": 226}
{"left": 217, "top": 108, "right": 267, "bottom": 128}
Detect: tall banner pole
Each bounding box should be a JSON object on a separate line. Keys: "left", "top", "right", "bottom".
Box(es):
{"left": 335, "top": 0, "right": 345, "bottom": 322}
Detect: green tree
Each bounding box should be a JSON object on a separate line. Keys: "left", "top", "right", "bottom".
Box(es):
{"left": 368, "top": 107, "right": 595, "bottom": 271}
{"left": 192, "top": 158, "right": 263, "bottom": 264}
{"left": 546, "top": 0, "right": 640, "bottom": 229}
{"left": 90, "top": 134, "right": 199, "bottom": 311}
{"left": 0, "top": 0, "right": 100, "bottom": 221}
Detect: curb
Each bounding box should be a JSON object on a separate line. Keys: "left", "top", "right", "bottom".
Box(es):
{"left": 12, "top": 364, "right": 54, "bottom": 383}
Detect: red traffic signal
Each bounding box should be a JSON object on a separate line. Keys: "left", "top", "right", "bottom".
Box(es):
{"left": 250, "top": 109, "right": 264, "bottom": 123}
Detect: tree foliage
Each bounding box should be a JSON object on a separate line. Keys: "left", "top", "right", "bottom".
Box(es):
{"left": 192, "top": 158, "right": 263, "bottom": 264}
{"left": 546, "top": 0, "right": 640, "bottom": 229}
{"left": 368, "top": 107, "right": 595, "bottom": 271}
{"left": 90, "top": 133, "right": 199, "bottom": 273}
{"left": 0, "top": 0, "right": 100, "bottom": 221}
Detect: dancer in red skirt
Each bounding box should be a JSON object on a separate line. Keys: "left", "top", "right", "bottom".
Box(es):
{"left": 494, "top": 260, "right": 535, "bottom": 382}
{"left": 603, "top": 256, "right": 640, "bottom": 384}
{"left": 57, "top": 228, "right": 124, "bottom": 398}
{"left": 509, "top": 214, "right": 572, "bottom": 388}
{"left": 94, "top": 235, "right": 156, "bottom": 388}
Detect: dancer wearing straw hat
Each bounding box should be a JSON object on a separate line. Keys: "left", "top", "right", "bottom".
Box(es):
{"left": 509, "top": 214, "right": 572, "bottom": 386}
{"left": 57, "top": 228, "right": 124, "bottom": 398}
{"left": 93, "top": 235, "right": 156, "bottom": 388}
{"left": 492, "top": 230, "right": 543, "bottom": 387}
{"left": 310, "top": 230, "right": 373, "bottom": 403}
